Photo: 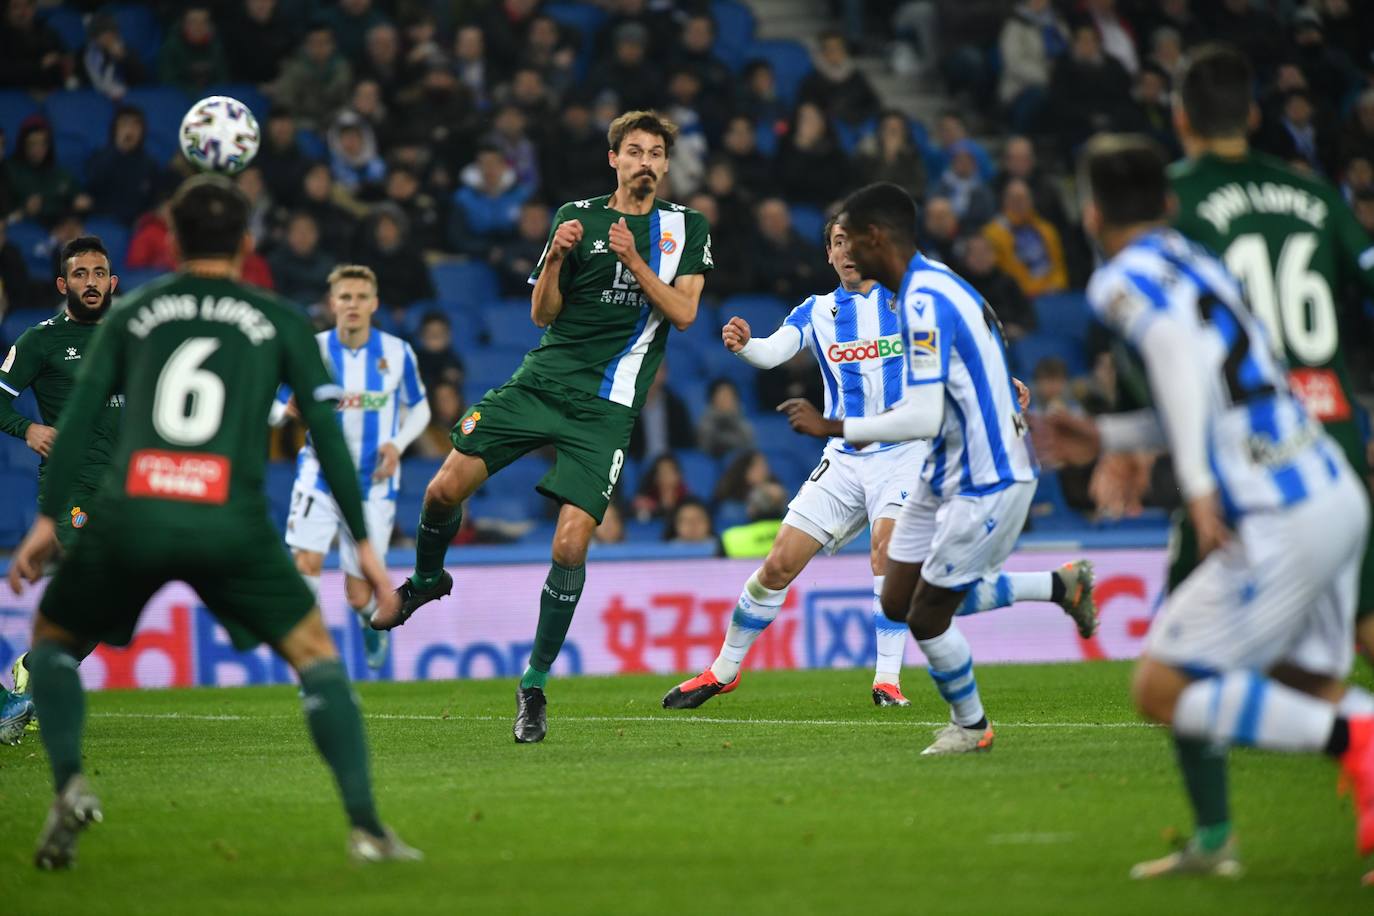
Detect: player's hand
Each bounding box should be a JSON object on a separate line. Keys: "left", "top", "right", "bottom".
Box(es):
{"left": 1012, "top": 377, "right": 1031, "bottom": 411}
{"left": 283, "top": 396, "right": 300, "bottom": 420}
{"left": 608, "top": 217, "right": 644, "bottom": 268}
{"left": 1033, "top": 411, "right": 1101, "bottom": 467}
{"left": 778, "top": 398, "right": 830, "bottom": 439}
{"left": 7, "top": 516, "right": 58, "bottom": 595}
{"left": 1187, "top": 491, "right": 1232, "bottom": 558}
{"left": 24, "top": 424, "right": 56, "bottom": 457}
{"left": 1089, "top": 452, "right": 1148, "bottom": 519}
{"left": 355, "top": 542, "right": 401, "bottom": 627}
{"left": 373, "top": 442, "right": 400, "bottom": 481}
{"left": 548, "top": 219, "right": 583, "bottom": 262}
{"left": 722, "top": 317, "right": 751, "bottom": 352}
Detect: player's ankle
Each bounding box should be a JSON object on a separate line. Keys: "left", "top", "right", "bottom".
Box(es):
{"left": 409, "top": 570, "right": 442, "bottom": 590}
{"left": 1195, "top": 822, "right": 1231, "bottom": 852}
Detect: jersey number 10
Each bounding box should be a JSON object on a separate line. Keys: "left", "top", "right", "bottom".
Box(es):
{"left": 1223, "top": 232, "right": 1338, "bottom": 366}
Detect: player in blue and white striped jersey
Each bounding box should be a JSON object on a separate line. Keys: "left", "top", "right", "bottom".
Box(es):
{"left": 665, "top": 217, "right": 1094, "bottom": 713}
{"left": 270, "top": 266, "right": 430, "bottom": 669}
{"left": 1046, "top": 135, "right": 1374, "bottom": 879}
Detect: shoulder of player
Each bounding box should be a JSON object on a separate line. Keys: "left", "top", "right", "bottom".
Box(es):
{"left": 555, "top": 196, "right": 610, "bottom": 219}
{"left": 655, "top": 198, "right": 702, "bottom": 220}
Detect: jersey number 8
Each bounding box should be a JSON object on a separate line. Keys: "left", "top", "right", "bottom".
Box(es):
{"left": 153, "top": 338, "right": 226, "bottom": 446}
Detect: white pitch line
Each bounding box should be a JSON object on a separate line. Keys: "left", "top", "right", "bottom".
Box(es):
{"left": 92, "top": 711, "right": 1155, "bottom": 729}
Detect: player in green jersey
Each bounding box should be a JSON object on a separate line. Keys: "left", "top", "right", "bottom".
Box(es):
{"left": 373, "top": 110, "right": 713, "bottom": 743}
{"left": 6, "top": 175, "right": 418, "bottom": 867}
{"left": 0, "top": 236, "right": 122, "bottom": 742}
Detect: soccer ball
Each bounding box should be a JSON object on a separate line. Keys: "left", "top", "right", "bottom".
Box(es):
{"left": 179, "top": 95, "right": 260, "bottom": 175}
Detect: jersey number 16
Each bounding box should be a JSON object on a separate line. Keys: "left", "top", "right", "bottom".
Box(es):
{"left": 1224, "top": 232, "right": 1337, "bottom": 366}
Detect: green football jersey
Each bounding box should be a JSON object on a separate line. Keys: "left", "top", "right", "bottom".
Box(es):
{"left": 39, "top": 273, "right": 368, "bottom": 540}
{"left": 0, "top": 312, "right": 123, "bottom": 496}
{"left": 524, "top": 194, "right": 712, "bottom": 410}
{"left": 1170, "top": 151, "right": 1374, "bottom": 428}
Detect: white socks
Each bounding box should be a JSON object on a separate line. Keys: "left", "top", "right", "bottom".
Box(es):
{"left": 710, "top": 570, "right": 789, "bottom": 684}
{"left": 302, "top": 574, "right": 321, "bottom": 604}
{"left": 1174, "top": 670, "right": 1336, "bottom": 752}
{"left": 353, "top": 595, "right": 378, "bottom": 625}
{"left": 955, "top": 571, "right": 1054, "bottom": 616}
{"left": 917, "top": 623, "right": 985, "bottom": 727}
{"left": 1338, "top": 685, "right": 1374, "bottom": 717}
{"left": 872, "top": 574, "right": 906, "bottom": 686}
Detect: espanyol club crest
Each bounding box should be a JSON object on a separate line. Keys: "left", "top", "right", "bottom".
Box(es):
{"left": 658, "top": 232, "right": 677, "bottom": 254}
{"left": 461, "top": 411, "right": 481, "bottom": 435}
{"left": 71, "top": 506, "right": 88, "bottom": 529}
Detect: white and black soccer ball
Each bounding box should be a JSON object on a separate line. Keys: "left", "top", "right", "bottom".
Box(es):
{"left": 179, "top": 95, "right": 260, "bottom": 175}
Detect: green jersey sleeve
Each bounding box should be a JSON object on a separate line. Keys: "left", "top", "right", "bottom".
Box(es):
{"left": 1331, "top": 193, "right": 1374, "bottom": 298}
{"left": 675, "top": 210, "right": 714, "bottom": 276}
{"left": 279, "top": 312, "right": 369, "bottom": 544}
{"left": 0, "top": 328, "right": 42, "bottom": 441}
{"left": 528, "top": 202, "right": 578, "bottom": 291}
{"left": 38, "top": 315, "right": 124, "bottom": 519}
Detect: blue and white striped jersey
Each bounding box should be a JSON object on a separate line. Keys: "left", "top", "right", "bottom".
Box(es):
{"left": 782, "top": 283, "right": 905, "bottom": 455}
{"left": 1087, "top": 228, "right": 1343, "bottom": 520}
{"left": 279, "top": 328, "right": 426, "bottom": 502}
{"left": 897, "top": 252, "right": 1038, "bottom": 498}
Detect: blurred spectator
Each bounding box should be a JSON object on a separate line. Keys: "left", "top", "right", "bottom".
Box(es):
{"left": 449, "top": 144, "right": 533, "bottom": 257}
{"left": 1125, "top": 63, "right": 1178, "bottom": 155}
{"left": 398, "top": 63, "right": 480, "bottom": 186}
{"left": 357, "top": 24, "right": 409, "bottom": 104}
{"left": 1289, "top": 7, "right": 1362, "bottom": 106}
{"left": 1343, "top": 90, "right": 1374, "bottom": 166}
{"left": 542, "top": 99, "right": 609, "bottom": 204}
{"left": 82, "top": 13, "right": 146, "bottom": 100}
{"left": 855, "top": 111, "right": 927, "bottom": 200}
{"left": 594, "top": 499, "right": 626, "bottom": 545}
{"left": 355, "top": 204, "right": 434, "bottom": 310}
{"left": 486, "top": 105, "right": 540, "bottom": 190}
{"left": 1139, "top": 0, "right": 1206, "bottom": 51}
{"left": 1353, "top": 188, "right": 1374, "bottom": 237}
{"left": 452, "top": 24, "right": 490, "bottom": 109}
{"left": 85, "top": 107, "right": 163, "bottom": 224}
{"left": 41, "top": 212, "right": 87, "bottom": 289}
{"left": 267, "top": 211, "right": 332, "bottom": 307}
{"left": 958, "top": 233, "right": 1033, "bottom": 341}
{"left": 399, "top": 10, "right": 444, "bottom": 74}
{"left": 240, "top": 245, "right": 275, "bottom": 291}
{"left": 323, "top": 0, "right": 388, "bottom": 65}
{"left": 521, "top": 16, "right": 576, "bottom": 101}
{"left": 597, "top": 0, "right": 676, "bottom": 63}
{"left": 384, "top": 166, "right": 442, "bottom": 252}
{"left": 1201, "top": 0, "right": 1283, "bottom": 78}
{"left": 916, "top": 196, "right": 961, "bottom": 265}
{"left": 236, "top": 166, "right": 272, "bottom": 244}
{"left": 663, "top": 70, "right": 709, "bottom": 196}
{"left": 739, "top": 60, "right": 787, "bottom": 128}
{"left": 1047, "top": 25, "right": 1133, "bottom": 157}
{"left": 506, "top": 67, "right": 555, "bottom": 124}
{"left": 589, "top": 23, "right": 660, "bottom": 113}
{"left": 256, "top": 110, "right": 313, "bottom": 207}
{"left": 776, "top": 102, "right": 848, "bottom": 207}
{"left": 1083, "top": 0, "right": 1138, "bottom": 75}
{"left": 222, "top": 0, "right": 296, "bottom": 85}
{"left": 756, "top": 349, "right": 823, "bottom": 415}
{"left": 1318, "top": 0, "right": 1374, "bottom": 69}
{"left": 663, "top": 497, "right": 715, "bottom": 545}
{"left": 481, "top": 0, "right": 542, "bottom": 68}
{"left": 997, "top": 0, "right": 1068, "bottom": 133}
{"left": 0, "top": 0, "right": 68, "bottom": 90}
{"left": 158, "top": 6, "right": 228, "bottom": 94}
{"left": 4, "top": 117, "right": 87, "bottom": 226}
{"left": 687, "top": 190, "right": 750, "bottom": 298}
{"left": 327, "top": 111, "right": 386, "bottom": 196}
{"left": 1342, "top": 157, "right": 1373, "bottom": 204}
{"left": 1259, "top": 89, "right": 1339, "bottom": 178}
{"left": 633, "top": 453, "right": 689, "bottom": 520}
{"left": 993, "top": 137, "right": 1070, "bottom": 237}
{"left": 720, "top": 481, "right": 787, "bottom": 557}
{"left": 1031, "top": 356, "right": 1079, "bottom": 414}
{"left": 926, "top": 113, "right": 992, "bottom": 183}
{"left": 415, "top": 380, "right": 465, "bottom": 457}
{"left": 1146, "top": 26, "right": 1185, "bottom": 84}
{"left": 931, "top": 140, "right": 995, "bottom": 229}
{"left": 630, "top": 362, "right": 693, "bottom": 460}
{"left": 672, "top": 13, "right": 732, "bottom": 105}
{"left": 751, "top": 198, "right": 824, "bottom": 304}
{"left": 269, "top": 21, "right": 354, "bottom": 131}
{"left": 703, "top": 158, "right": 755, "bottom": 243}
{"left": 127, "top": 198, "right": 175, "bottom": 270}
{"left": 349, "top": 79, "right": 394, "bottom": 152}
{"left": 697, "top": 378, "right": 756, "bottom": 458}
{"left": 982, "top": 178, "right": 1067, "bottom": 299}
{"left": 720, "top": 115, "right": 776, "bottom": 197}
{"left": 493, "top": 199, "right": 551, "bottom": 295}
{"left": 298, "top": 162, "right": 360, "bottom": 259}
{"left": 0, "top": 221, "right": 33, "bottom": 312}
{"left": 713, "top": 449, "right": 776, "bottom": 504}
{"left": 412, "top": 312, "right": 465, "bottom": 392}
{"left": 800, "top": 29, "right": 880, "bottom": 126}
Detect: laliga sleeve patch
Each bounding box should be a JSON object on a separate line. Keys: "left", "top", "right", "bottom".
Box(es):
{"left": 908, "top": 329, "right": 939, "bottom": 369}
{"left": 1, "top": 345, "right": 15, "bottom": 374}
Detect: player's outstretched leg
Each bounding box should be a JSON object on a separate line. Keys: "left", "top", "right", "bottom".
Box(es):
{"left": 871, "top": 574, "right": 910, "bottom": 707}
{"left": 352, "top": 595, "right": 388, "bottom": 670}
{"left": 954, "top": 561, "right": 1098, "bottom": 638}
{"left": 1, "top": 688, "right": 35, "bottom": 745}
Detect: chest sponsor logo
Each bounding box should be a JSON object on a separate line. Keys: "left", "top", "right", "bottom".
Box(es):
{"left": 1287, "top": 368, "right": 1351, "bottom": 423}
{"left": 826, "top": 334, "right": 904, "bottom": 364}
{"left": 126, "top": 449, "right": 230, "bottom": 504}
{"left": 65, "top": 347, "right": 80, "bottom": 361}
{"left": 461, "top": 411, "right": 481, "bottom": 435}
{"left": 336, "top": 391, "right": 392, "bottom": 411}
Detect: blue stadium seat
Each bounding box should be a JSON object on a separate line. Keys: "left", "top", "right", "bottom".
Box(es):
{"left": 463, "top": 346, "right": 525, "bottom": 398}
{"left": 625, "top": 518, "right": 665, "bottom": 542}
{"left": 47, "top": 90, "right": 114, "bottom": 173}
{"left": 205, "top": 84, "right": 271, "bottom": 123}
{"left": 750, "top": 413, "right": 797, "bottom": 448}
{"left": 789, "top": 204, "right": 826, "bottom": 247}
{"left": 296, "top": 128, "right": 327, "bottom": 161}
{"left": 831, "top": 117, "right": 875, "bottom": 156}
{"left": 108, "top": 3, "right": 164, "bottom": 70}
{"left": 755, "top": 119, "right": 779, "bottom": 157}
{"left": 696, "top": 345, "right": 756, "bottom": 390}
{"left": 470, "top": 494, "right": 532, "bottom": 523}
{"left": 761, "top": 446, "right": 810, "bottom": 492}
{"left": 1032, "top": 292, "right": 1095, "bottom": 343}
{"left": 264, "top": 462, "right": 296, "bottom": 531}
{"left": 0, "top": 468, "right": 37, "bottom": 547}
{"left": 616, "top": 455, "right": 641, "bottom": 500}
{"left": 115, "top": 266, "right": 165, "bottom": 292}
{"left": 38, "top": 6, "right": 86, "bottom": 51}
{"left": 399, "top": 457, "right": 442, "bottom": 498}
{"left": 395, "top": 492, "right": 424, "bottom": 533}
{"left": 543, "top": 2, "right": 606, "bottom": 81}
{"left": 1028, "top": 469, "right": 1077, "bottom": 530}
{"left": 711, "top": 0, "right": 756, "bottom": 70}
{"left": 2, "top": 307, "right": 56, "bottom": 346}
{"left": 676, "top": 449, "right": 719, "bottom": 500}
{"left": 1010, "top": 332, "right": 1089, "bottom": 379}
{"left": 0, "top": 90, "right": 40, "bottom": 154}
{"left": 714, "top": 499, "right": 750, "bottom": 529}
{"left": 746, "top": 40, "right": 814, "bottom": 104}
{"left": 430, "top": 261, "right": 499, "bottom": 309}
{"left": 6, "top": 221, "right": 50, "bottom": 276}
{"left": 397, "top": 299, "right": 442, "bottom": 336}
{"left": 719, "top": 294, "right": 790, "bottom": 336}
{"left": 122, "top": 87, "right": 190, "bottom": 165}
{"left": 0, "top": 434, "right": 38, "bottom": 472}
{"left": 84, "top": 216, "right": 130, "bottom": 273}
{"left": 484, "top": 302, "right": 543, "bottom": 351}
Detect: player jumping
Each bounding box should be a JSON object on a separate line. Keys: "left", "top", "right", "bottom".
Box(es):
{"left": 371, "top": 110, "right": 712, "bottom": 744}
{"left": 270, "top": 265, "right": 429, "bottom": 670}
{"left": 780, "top": 182, "right": 1039, "bottom": 755}
{"left": 1049, "top": 135, "right": 1374, "bottom": 880}
{"left": 6, "top": 175, "right": 419, "bottom": 866}
{"left": 0, "top": 236, "right": 122, "bottom": 743}
{"left": 663, "top": 217, "right": 1095, "bottom": 711}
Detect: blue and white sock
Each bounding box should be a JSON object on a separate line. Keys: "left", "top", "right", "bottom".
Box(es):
{"left": 352, "top": 595, "right": 377, "bottom": 624}
{"left": 1338, "top": 685, "right": 1374, "bottom": 716}
{"left": 710, "top": 571, "right": 788, "bottom": 683}
{"left": 1173, "top": 670, "right": 1335, "bottom": 752}
{"left": 872, "top": 575, "right": 905, "bottom": 685}
{"left": 917, "top": 623, "right": 985, "bottom": 727}
{"left": 955, "top": 572, "right": 1054, "bottom": 616}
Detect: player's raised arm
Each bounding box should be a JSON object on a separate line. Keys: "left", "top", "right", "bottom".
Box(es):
{"left": 0, "top": 332, "right": 56, "bottom": 456}
{"left": 730, "top": 299, "right": 809, "bottom": 369}
{"left": 530, "top": 209, "right": 582, "bottom": 328}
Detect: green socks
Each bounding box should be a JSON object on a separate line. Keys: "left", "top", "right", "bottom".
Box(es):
{"left": 1174, "top": 735, "right": 1231, "bottom": 850}
{"left": 522, "top": 561, "right": 586, "bottom": 689}
{"left": 412, "top": 501, "right": 462, "bottom": 588}
{"left": 299, "top": 659, "right": 384, "bottom": 836}
{"left": 28, "top": 641, "right": 86, "bottom": 792}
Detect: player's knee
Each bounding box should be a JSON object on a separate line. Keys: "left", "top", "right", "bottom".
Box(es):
{"left": 294, "top": 551, "right": 323, "bottom": 577}
{"left": 759, "top": 553, "right": 799, "bottom": 590}
{"left": 276, "top": 611, "right": 339, "bottom": 670}
{"left": 551, "top": 527, "right": 592, "bottom": 567}
{"left": 424, "top": 474, "right": 461, "bottom": 510}
{"left": 879, "top": 586, "right": 907, "bottom": 623}
{"left": 869, "top": 544, "right": 888, "bottom": 577}
{"left": 31, "top": 614, "right": 85, "bottom": 655}
{"left": 1130, "top": 660, "right": 1176, "bottom": 724}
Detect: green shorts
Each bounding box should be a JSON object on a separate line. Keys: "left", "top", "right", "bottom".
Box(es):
{"left": 52, "top": 483, "right": 101, "bottom": 551}
{"left": 452, "top": 374, "right": 636, "bottom": 524}
{"left": 40, "top": 503, "right": 314, "bottom": 651}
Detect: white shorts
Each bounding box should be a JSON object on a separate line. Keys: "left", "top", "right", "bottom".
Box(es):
{"left": 783, "top": 442, "right": 929, "bottom": 553}
{"left": 284, "top": 482, "right": 395, "bottom": 579}
{"left": 887, "top": 478, "right": 1036, "bottom": 590}
{"left": 1146, "top": 467, "right": 1369, "bottom": 679}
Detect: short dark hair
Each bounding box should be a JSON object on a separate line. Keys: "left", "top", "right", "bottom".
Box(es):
{"left": 170, "top": 174, "right": 250, "bottom": 261}
{"left": 1081, "top": 134, "right": 1169, "bottom": 227}
{"left": 822, "top": 215, "right": 840, "bottom": 249}
{"left": 839, "top": 182, "right": 917, "bottom": 246}
{"left": 607, "top": 109, "right": 678, "bottom": 155}
{"left": 59, "top": 236, "right": 110, "bottom": 277}
{"left": 1179, "top": 43, "right": 1253, "bottom": 139}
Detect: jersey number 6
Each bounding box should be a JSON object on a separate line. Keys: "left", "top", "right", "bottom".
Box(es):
{"left": 153, "top": 337, "right": 226, "bottom": 446}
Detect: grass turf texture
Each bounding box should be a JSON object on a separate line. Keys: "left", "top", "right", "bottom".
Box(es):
{"left": 0, "top": 661, "right": 1369, "bottom": 914}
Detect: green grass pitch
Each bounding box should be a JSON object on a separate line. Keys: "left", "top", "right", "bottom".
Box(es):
{"left": 0, "top": 661, "right": 1369, "bottom": 914}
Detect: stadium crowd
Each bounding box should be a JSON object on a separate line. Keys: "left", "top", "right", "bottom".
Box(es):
{"left": 2, "top": 0, "right": 1374, "bottom": 551}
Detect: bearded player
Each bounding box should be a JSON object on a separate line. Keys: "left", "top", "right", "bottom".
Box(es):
{"left": 373, "top": 110, "right": 712, "bottom": 744}
{"left": 0, "top": 237, "right": 122, "bottom": 743}
{"left": 663, "top": 217, "right": 1096, "bottom": 711}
